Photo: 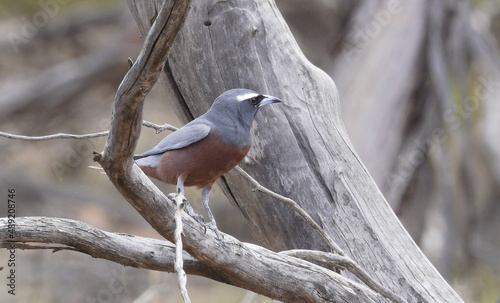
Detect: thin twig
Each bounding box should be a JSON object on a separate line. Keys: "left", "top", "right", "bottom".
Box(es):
{"left": 234, "top": 166, "right": 345, "bottom": 256}
{"left": 281, "top": 249, "right": 405, "bottom": 303}
{"left": 172, "top": 193, "right": 191, "bottom": 303}
{"left": 142, "top": 120, "right": 178, "bottom": 133}
{"left": 0, "top": 217, "right": 217, "bottom": 278}
{"left": 0, "top": 121, "right": 176, "bottom": 141}
{"left": 0, "top": 130, "right": 109, "bottom": 141}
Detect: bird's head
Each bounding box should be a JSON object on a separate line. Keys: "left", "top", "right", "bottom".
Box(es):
{"left": 208, "top": 88, "right": 282, "bottom": 129}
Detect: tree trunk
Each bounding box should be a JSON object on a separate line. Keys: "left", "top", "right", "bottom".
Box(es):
{"left": 282, "top": 0, "right": 500, "bottom": 279}
{"left": 127, "top": 0, "right": 464, "bottom": 302}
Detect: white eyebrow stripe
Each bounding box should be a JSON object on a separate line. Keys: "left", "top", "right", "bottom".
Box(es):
{"left": 236, "top": 93, "right": 259, "bottom": 102}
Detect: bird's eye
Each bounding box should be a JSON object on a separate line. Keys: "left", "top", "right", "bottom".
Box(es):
{"left": 249, "top": 95, "right": 264, "bottom": 107}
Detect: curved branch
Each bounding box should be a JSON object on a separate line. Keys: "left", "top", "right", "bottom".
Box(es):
{"left": 0, "top": 216, "right": 217, "bottom": 278}
{"left": 0, "top": 216, "right": 385, "bottom": 302}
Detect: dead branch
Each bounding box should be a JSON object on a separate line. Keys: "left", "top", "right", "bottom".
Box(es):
{"left": 0, "top": 130, "right": 110, "bottom": 141}
{"left": 0, "top": 121, "right": 175, "bottom": 141}
{"left": 0, "top": 216, "right": 216, "bottom": 277}
{"left": 141, "top": 120, "right": 178, "bottom": 133}
{"left": 0, "top": 118, "right": 398, "bottom": 299}
{"left": 0, "top": 216, "right": 385, "bottom": 302}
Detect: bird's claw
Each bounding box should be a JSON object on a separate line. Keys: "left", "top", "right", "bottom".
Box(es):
{"left": 205, "top": 220, "right": 224, "bottom": 240}
{"left": 181, "top": 201, "right": 204, "bottom": 223}
{"left": 190, "top": 212, "right": 205, "bottom": 224}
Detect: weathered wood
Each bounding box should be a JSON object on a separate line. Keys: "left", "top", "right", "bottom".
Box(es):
{"left": 1, "top": 216, "right": 390, "bottom": 302}
{"left": 128, "top": 0, "right": 464, "bottom": 302}
{"left": 0, "top": 217, "right": 216, "bottom": 277}
{"left": 95, "top": 0, "right": 386, "bottom": 301}
{"left": 322, "top": 0, "right": 500, "bottom": 278}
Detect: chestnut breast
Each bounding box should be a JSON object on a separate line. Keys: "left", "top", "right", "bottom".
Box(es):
{"left": 156, "top": 133, "right": 250, "bottom": 188}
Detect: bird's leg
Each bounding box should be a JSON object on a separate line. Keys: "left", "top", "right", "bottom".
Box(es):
{"left": 176, "top": 175, "right": 185, "bottom": 195}
{"left": 201, "top": 186, "right": 216, "bottom": 228}
{"left": 175, "top": 176, "right": 204, "bottom": 223}
{"left": 201, "top": 186, "right": 223, "bottom": 239}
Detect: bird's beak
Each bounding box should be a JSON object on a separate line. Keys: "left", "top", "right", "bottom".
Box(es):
{"left": 258, "top": 95, "right": 282, "bottom": 108}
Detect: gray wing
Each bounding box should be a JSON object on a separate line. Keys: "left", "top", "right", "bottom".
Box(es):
{"left": 134, "top": 123, "right": 211, "bottom": 159}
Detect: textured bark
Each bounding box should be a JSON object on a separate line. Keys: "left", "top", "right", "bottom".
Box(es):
{"left": 128, "top": 0, "right": 464, "bottom": 302}
{"left": 0, "top": 217, "right": 216, "bottom": 277}
{"left": 93, "top": 0, "right": 386, "bottom": 301}
{"left": 311, "top": 0, "right": 500, "bottom": 278}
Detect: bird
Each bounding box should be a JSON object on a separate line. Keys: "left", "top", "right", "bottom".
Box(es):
{"left": 134, "top": 88, "right": 281, "bottom": 231}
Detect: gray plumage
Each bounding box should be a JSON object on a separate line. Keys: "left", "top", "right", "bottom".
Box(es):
{"left": 133, "top": 88, "right": 281, "bottom": 232}
{"left": 135, "top": 88, "right": 280, "bottom": 162}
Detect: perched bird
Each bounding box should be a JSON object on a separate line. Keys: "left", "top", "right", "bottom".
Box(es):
{"left": 134, "top": 88, "right": 281, "bottom": 230}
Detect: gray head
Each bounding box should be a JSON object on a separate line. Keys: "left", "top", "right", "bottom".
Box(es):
{"left": 206, "top": 88, "right": 281, "bottom": 129}
{"left": 201, "top": 88, "right": 281, "bottom": 146}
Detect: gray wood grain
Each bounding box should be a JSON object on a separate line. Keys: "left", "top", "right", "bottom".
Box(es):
{"left": 94, "top": 0, "right": 387, "bottom": 301}
{"left": 127, "top": 0, "right": 464, "bottom": 302}
{"left": 0, "top": 217, "right": 216, "bottom": 277}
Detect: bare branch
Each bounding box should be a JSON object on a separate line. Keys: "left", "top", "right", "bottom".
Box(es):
{"left": 0, "top": 121, "right": 175, "bottom": 141}
{"left": 1, "top": 216, "right": 385, "bottom": 301}
{"left": 0, "top": 217, "right": 217, "bottom": 278}
{"left": 142, "top": 120, "right": 178, "bottom": 133}
{"left": 98, "top": 0, "right": 190, "bottom": 165}
{"left": 0, "top": 130, "right": 109, "bottom": 141}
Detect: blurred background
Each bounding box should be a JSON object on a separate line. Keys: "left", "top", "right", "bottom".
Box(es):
{"left": 0, "top": 0, "right": 499, "bottom": 302}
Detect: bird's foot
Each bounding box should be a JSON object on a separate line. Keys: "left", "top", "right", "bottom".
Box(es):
{"left": 205, "top": 220, "right": 224, "bottom": 240}
{"left": 183, "top": 201, "right": 205, "bottom": 223}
